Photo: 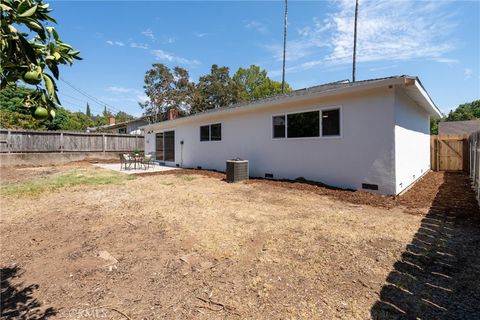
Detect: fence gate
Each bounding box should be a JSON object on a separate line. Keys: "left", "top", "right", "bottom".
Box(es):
{"left": 431, "top": 134, "right": 468, "bottom": 171}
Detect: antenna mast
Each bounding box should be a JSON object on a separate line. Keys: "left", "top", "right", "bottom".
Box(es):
{"left": 352, "top": 0, "right": 359, "bottom": 82}
{"left": 281, "top": 0, "right": 288, "bottom": 93}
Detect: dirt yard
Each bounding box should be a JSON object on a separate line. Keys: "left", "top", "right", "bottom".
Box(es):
{"left": 1, "top": 163, "right": 479, "bottom": 319}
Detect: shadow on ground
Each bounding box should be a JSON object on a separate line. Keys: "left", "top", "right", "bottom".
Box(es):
{"left": 1, "top": 266, "right": 56, "bottom": 319}
{"left": 371, "top": 172, "right": 480, "bottom": 319}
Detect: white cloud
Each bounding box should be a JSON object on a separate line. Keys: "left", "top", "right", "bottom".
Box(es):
{"left": 107, "top": 86, "right": 133, "bottom": 93}
{"left": 324, "top": 0, "right": 457, "bottom": 64}
{"left": 194, "top": 32, "right": 208, "bottom": 38}
{"left": 130, "top": 42, "right": 149, "bottom": 49}
{"left": 151, "top": 49, "right": 200, "bottom": 65}
{"left": 106, "top": 40, "right": 125, "bottom": 47}
{"left": 265, "top": 0, "right": 458, "bottom": 75}
{"left": 136, "top": 93, "right": 149, "bottom": 104}
{"left": 464, "top": 68, "right": 473, "bottom": 80}
{"left": 245, "top": 21, "right": 268, "bottom": 34}
{"left": 142, "top": 28, "right": 155, "bottom": 40}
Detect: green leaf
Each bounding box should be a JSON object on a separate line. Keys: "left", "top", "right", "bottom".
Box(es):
{"left": 43, "top": 73, "right": 55, "bottom": 97}
{"left": 0, "top": 3, "right": 13, "bottom": 11}
{"left": 16, "top": 1, "right": 31, "bottom": 15}
{"left": 47, "top": 62, "right": 59, "bottom": 79}
{"left": 43, "top": 14, "right": 57, "bottom": 24}
{"left": 52, "top": 28, "right": 59, "bottom": 41}
{"left": 26, "top": 20, "right": 43, "bottom": 31}
{"left": 17, "top": 34, "right": 37, "bottom": 64}
{"left": 18, "top": 5, "right": 37, "bottom": 17}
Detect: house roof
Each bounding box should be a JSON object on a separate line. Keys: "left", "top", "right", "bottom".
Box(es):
{"left": 143, "top": 75, "right": 441, "bottom": 131}
{"left": 88, "top": 117, "right": 149, "bottom": 131}
{"left": 438, "top": 120, "right": 480, "bottom": 135}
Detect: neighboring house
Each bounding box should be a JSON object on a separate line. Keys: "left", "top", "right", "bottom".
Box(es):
{"left": 88, "top": 117, "right": 149, "bottom": 134}
{"left": 438, "top": 119, "right": 480, "bottom": 135}
{"left": 143, "top": 75, "right": 441, "bottom": 195}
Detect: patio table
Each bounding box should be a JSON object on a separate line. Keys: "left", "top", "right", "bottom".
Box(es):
{"left": 131, "top": 154, "right": 144, "bottom": 169}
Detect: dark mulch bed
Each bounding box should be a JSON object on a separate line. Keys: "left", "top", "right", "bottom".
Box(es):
{"left": 134, "top": 168, "right": 469, "bottom": 213}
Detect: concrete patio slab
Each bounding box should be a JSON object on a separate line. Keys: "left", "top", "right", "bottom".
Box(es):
{"left": 93, "top": 162, "right": 179, "bottom": 175}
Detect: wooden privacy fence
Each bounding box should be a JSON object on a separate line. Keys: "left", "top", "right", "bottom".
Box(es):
{"left": 430, "top": 134, "right": 468, "bottom": 171}
{"left": 0, "top": 129, "right": 144, "bottom": 153}
{"left": 469, "top": 131, "right": 480, "bottom": 202}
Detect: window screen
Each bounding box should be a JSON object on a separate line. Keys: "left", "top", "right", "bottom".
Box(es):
{"left": 287, "top": 111, "right": 320, "bottom": 138}
{"left": 200, "top": 125, "right": 210, "bottom": 141}
{"left": 210, "top": 123, "right": 222, "bottom": 141}
{"left": 273, "top": 115, "right": 286, "bottom": 138}
{"left": 322, "top": 109, "right": 340, "bottom": 136}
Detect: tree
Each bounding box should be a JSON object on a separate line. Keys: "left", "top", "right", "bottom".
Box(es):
{"left": 445, "top": 100, "right": 480, "bottom": 121}
{"left": 115, "top": 111, "right": 135, "bottom": 123}
{"left": 1, "top": 0, "right": 81, "bottom": 120}
{"left": 191, "top": 64, "right": 242, "bottom": 114}
{"left": 85, "top": 103, "right": 91, "bottom": 117}
{"left": 140, "top": 63, "right": 194, "bottom": 121}
{"left": 430, "top": 100, "right": 480, "bottom": 134}
{"left": 1, "top": 84, "right": 95, "bottom": 130}
{"left": 0, "top": 84, "right": 45, "bottom": 129}
{"left": 233, "top": 65, "right": 292, "bottom": 101}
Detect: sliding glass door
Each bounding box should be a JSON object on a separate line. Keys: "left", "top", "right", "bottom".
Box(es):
{"left": 164, "top": 131, "right": 175, "bottom": 162}
{"left": 155, "top": 131, "right": 175, "bottom": 162}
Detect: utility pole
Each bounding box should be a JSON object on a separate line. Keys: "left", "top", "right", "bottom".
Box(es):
{"left": 352, "top": 0, "right": 359, "bottom": 82}
{"left": 281, "top": 0, "right": 288, "bottom": 93}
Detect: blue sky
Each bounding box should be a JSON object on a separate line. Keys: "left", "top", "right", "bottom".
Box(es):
{"left": 51, "top": 0, "right": 479, "bottom": 117}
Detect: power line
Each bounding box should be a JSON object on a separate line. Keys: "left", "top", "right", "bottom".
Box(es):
{"left": 59, "top": 77, "right": 123, "bottom": 113}
{"left": 57, "top": 94, "right": 105, "bottom": 115}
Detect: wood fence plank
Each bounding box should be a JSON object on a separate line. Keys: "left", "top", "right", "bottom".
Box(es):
{"left": 0, "top": 129, "right": 144, "bottom": 153}
{"left": 431, "top": 134, "right": 468, "bottom": 172}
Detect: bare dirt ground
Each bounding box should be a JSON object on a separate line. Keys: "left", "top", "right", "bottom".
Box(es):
{"left": 1, "top": 163, "right": 479, "bottom": 319}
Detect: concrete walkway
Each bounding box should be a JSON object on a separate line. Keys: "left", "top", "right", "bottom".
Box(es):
{"left": 93, "top": 162, "right": 179, "bottom": 175}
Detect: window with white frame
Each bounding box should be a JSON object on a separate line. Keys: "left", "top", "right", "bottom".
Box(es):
{"left": 272, "top": 107, "right": 341, "bottom": 138}
{"left": 200, "top": 123, "right": 222, "bottom": 141}
{"left": 322, "top": 109, "right": 340, "bottom": 136}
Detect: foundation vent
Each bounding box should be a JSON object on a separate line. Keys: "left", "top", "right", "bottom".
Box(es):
{"left": 362, "top": 183, "right": 379, "bottom": 191}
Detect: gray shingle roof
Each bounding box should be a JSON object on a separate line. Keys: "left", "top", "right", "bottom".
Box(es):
{"left": 192, "top": 75, "right": 411, "bottom": 117}
{"left": 438, "top": 120, "right": 480, "bottom": 135}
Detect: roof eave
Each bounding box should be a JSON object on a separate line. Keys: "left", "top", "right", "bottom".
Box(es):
{"left": 143, "top": 77, "right": 406, "bottom": 131}
{"left": 403, "top": 77, "right": 442, "bottom": 118}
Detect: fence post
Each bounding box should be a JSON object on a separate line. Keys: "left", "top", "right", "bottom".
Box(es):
{"left": 60, "top": 132, "right": 64, "bottom": 153}
{"left": 7, "top": 129, "right": 11, "bottom": 153}
{"left": 103, "top": 134, "right": 106, "bottom": 153}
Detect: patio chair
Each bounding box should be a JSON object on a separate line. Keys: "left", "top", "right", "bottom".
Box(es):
{"left": 142, "top": 154, "right": 153, "bottom": 169}
{"left": 120, "top": 153, "right": 134, "bottom": 170}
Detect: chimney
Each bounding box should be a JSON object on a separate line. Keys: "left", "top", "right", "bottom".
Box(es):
{"left": 167, "top": 108, "right": 178, "bottom": 121}
{"left": 109, "top": 117, "right": 116, "bottom": 125}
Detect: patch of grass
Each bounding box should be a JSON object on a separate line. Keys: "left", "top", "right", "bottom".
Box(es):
{"left": 0, "top": 169, "right": 135, "bottom": 196}
{"left": 176, "top": 174, "right": 196, "bottom": 181}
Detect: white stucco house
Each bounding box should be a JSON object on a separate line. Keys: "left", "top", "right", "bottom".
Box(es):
{"left": 143, "top": 75, "right": 441, "bottom": 195}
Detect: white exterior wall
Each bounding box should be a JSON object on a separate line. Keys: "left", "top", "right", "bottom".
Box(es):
{"left": 126, "top": 121, "right": 147, "bottom": 135}
{"left": 145, "top": 131, "right": 155, "bottom": 155}
{"left": 394, "top": 88, "right": 431, "bottom": 194}
{"left": 146, "top": 87, "right": 399, "bottom": 194}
